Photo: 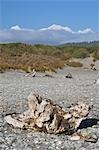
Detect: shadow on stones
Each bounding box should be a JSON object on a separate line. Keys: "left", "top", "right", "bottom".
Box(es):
{"left": 65, "top": 73, "right": 73, "bottom": 79}
{"left": 78, "top": 118, "right": 99, "bottom": 129}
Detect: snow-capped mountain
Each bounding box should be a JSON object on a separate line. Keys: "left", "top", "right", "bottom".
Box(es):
{"left": 0, "top": 24, "right": 98, "bottom": 45}
{"left": 40, "top": 24, "right": 74, "bottom": 33}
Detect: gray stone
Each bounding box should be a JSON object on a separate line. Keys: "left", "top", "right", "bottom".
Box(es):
{"left": 5, "top": 135, "right": 16, "bottom": 145}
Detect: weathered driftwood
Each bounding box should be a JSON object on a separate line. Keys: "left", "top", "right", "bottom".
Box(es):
{"left": 25, "top": 69, "right": 36, "bottom": 77}
{"left": 44, "top": 71, "right": 54, "bottom": 78}
{"left": 4, "top": 92, "right": 90, "bottom": 134}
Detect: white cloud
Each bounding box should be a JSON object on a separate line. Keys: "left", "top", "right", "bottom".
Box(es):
{"left": 10, "top": 25, "right": 34, "bottom": 32}
{"left": 0, "top": 24, "right": 98, "bottom": 45}
{"left": 40, "top": 24, "right": 74, "bottom": 33}
{"left": 78, "top": 28, "right": 94, "bottom": 34}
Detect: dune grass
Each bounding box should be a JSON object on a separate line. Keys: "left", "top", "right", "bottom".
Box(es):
{"left": 66, "top": 61, "right": 83, "bottom": 67}
{"left": 0, "top": 43, "right": 98, "bottom": 72}
{"left": 93, "top": 49, "right": 99, "bottom": 60}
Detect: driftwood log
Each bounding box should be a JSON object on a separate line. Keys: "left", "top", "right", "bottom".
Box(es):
{"left": 5, "top": 92, "right": 90, "bottom": 134}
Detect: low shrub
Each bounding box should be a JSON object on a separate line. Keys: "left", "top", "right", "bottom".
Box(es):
{"left": 72, "top": 48, "right": 89, "bottom": 58}
{"left": 0, "top": 43, "right": 98, "bottom": 71}
{"left": 66, "top": 61, "right": 83, "bottom": 67}
{"left": 93, "top": 49, "right": 99, "bottom": 60}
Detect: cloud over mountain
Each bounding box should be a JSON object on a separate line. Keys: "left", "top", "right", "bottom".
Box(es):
{"left": 10, "top": 25, "right": 21, "bottom": 30}
{"left": 40, "top": 24, "right": 74, "bottom": 33}
{"left": 78, "top": 28, "right": 94, "bottom": 34}
{"left": 0, "top": 24, "right": 99, "bottom": 45}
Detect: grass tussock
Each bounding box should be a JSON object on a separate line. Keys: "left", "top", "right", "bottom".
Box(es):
{"left": 0, "top": 53, "right": 64, "bottom": 72}
{"left": 66, "top": 61, "right": 83, "bottom": 67}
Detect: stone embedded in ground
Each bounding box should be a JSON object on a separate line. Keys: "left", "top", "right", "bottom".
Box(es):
{"left": 4, "top": 92, "right": 90, "bottom": 135}
{"left": 65, "top": 73, "right": 72, "bottom": 79}
{"left": 96, "top": 78, "right": 99, "bottom": 84}
{"left": 69, "top": 135, "right": 80, "bottom": 141}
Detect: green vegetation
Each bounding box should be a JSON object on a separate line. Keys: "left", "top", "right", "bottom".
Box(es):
{"left": 66, "top": 61, "right": 83, "bottom": 67}
{"left": 0, "top": 42, "right": 99, "bottom": 72}
{"left": 93, "top": 49, "right": 99, "bottom": 60}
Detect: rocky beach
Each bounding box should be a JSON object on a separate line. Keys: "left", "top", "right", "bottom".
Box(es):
{"left": 0, "top": 66, "right": 99, "bottom": 150}
{"left": 1, "top": 0, "right": 99, "bottom": 149}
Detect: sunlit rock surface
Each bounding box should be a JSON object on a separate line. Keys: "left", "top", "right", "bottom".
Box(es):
{"left": 5, "top": 92, "right": 90, "bottom": 134}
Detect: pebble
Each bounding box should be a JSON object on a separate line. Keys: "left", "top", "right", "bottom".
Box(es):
{"left": 5, "top": 135, "right": 16, "bottom": 145}
{"left": 0, "top": 136, "right": 5, "bottom": 144}
{"left": 69, "top": 135, "right": 80, "bottom": 141}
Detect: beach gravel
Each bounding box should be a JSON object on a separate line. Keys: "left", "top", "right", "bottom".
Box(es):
{"left": 0, "top": 67, "right": 99, "bottom": 150}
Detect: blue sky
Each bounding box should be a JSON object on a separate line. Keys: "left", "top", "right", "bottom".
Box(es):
{"left": 1, "top": 0, "right": 99, "bottom": 31}
{"left": 0, "top": 0, "right": 99, "bottom": 44}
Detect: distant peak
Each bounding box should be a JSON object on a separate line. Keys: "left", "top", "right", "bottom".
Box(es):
{"left": 40, "top": 24, "right": 74, "bottom": 33}
{"left": 10, "top": 25, "right": 21, "bottom": 30}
